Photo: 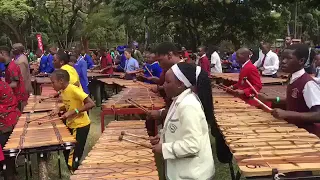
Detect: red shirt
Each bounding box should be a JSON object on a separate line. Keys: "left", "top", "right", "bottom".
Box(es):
{"left": 183, "top": 51, "right": 190, "bottom": 63}
{"left": 5, "top": 61, "right": 28, "bottom": 102}
{"left": 233, "top": 60, "right": 262, "bottom": 106}
{"left": 199, "top": 55, "right": 210, "bottom": 75}
{"left": 0, "top": 80, "right": 20, "bottom": 132}
{"left": 101, "top": 55, "right": 113, "bottom": 74}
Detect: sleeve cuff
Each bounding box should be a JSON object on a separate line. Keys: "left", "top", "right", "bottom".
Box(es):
{"left": 162, "top": 142, "right": 176, "bottom": 160}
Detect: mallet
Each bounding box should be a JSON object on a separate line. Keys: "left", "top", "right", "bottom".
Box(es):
{"left": 243, "top": 77, "right": 259, "bottom": 95}
{"left": 121, "top": 131, "right": 149, "bottom": 140}
{"left": 118, "top": 135, "right": 152, "bottom": 149}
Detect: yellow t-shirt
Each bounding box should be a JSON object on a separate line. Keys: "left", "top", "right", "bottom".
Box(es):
{"left": 61, "top": 84, "right": 90, "bottom": 129}
{"left": 61, "top": 64, "right": 82, "bottom": 90}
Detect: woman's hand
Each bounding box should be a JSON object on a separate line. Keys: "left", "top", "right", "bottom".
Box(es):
{"left": 149, "top": 135, "right": 160, "bottom": 145}
{"left": 152, "top": 143, "right": 162, "bottom": 154}
{"left": 147, "top": 110, "right": 161, "bottom": 120}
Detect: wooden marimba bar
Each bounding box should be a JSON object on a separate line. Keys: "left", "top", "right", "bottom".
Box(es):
{"left": 212, "top": 73, "right": 287, "bottom": 85}
{"left": 3, "top": 112, "right": 76, "bottom": 179}
{"left": 213, "top": 87, "right": 320, "bottom": 179}
{"left": 100, "top": 87, "right": 165, "bottom": 132}
{"left": 23, "top": 95, "right": 63, "bottom": 113}
{"left": 71, "top": 120, "right": 158, "bottom": 180}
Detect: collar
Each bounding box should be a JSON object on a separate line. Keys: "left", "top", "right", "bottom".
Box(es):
{"left": 242, "top": 60, "right": 250, "bottom": 68}
{"left": 173, "top": 88, "right": 192, "bottom": 104}
{"left": 264, "top": 50, "right": 272, "bottom": 56}
{"left": 290, "top": 68, "right": 305, "bottom": 84}
{"left": 200, "top": 54, "right": 206, "bottom": 59}
{"left": 40, "top": 54, "right": 44, "bottom": 59}
{"left": 151, "top": 61, "right": 159, "bottom": 65}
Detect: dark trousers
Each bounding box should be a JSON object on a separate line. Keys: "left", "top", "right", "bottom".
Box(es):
{"left": 64, "top": 124, "right": 90, "bottom": 171}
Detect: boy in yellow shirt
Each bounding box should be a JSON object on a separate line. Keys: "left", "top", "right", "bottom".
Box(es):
{"left": 50, "top": 69, "right": 95, "bottom": 172}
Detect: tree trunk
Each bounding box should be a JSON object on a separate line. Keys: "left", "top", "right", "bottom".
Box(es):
{"left": 82, "top": 36, "right": 89, "bottom": 52}
{"left": 1, "top": 20, "right": 22, "bottom": 43}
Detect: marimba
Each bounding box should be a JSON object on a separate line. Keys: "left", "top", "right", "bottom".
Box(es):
{"left": 23, "top": 95, "right": 62, "bottom": 113}
{"left": 212, "top": 73, "right": 287, "bottom": 85}
{"left": 33, "top": 77, "right": 51, "bottom": 95}
{"left": 260, "top": 85, "right": 287, "bottom": 99}
{"left": 71, "top": 120, "right": 158, "bottom": 180}
{"left": 213, "top": 88, "right": 320, "bottom": 179}
{"left": 40, "top": 84, "right": 56, "bottom": 96}
{"left": 3, "top": 113, "right": 76, "bottom": 179}
{"left": 100, "top": 87, "right": 165, "bottom": 132}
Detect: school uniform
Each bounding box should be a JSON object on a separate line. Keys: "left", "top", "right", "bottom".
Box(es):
{"left": 199, "top": 54, "right": 210, "bottom": 75}
{"left": 61, "top": 84, "right": 90, "bottom": 171}
{"left": 161, "top": 88, "right": 215, "bottom": 180}
{"left": 233, "top": 60, "right": 262, "bottom": 106}
{"left": 46, "top": 54, "right": 55, "bottom": 73}
{"left": 0, "top": 62, "right": 5, "bottom": 77}
{"left": 83, "top": 54, "right": 94, "bottom": 69}
{"left": 74, "top": 57, "right": 89, "bottom": 94}
{"left": 61, "top": 64, "right": 83, "bottom": 90}
{"left": 39, "top": 54, "right": 48, "bottom": 73}
{"left": 4, "top": 60, "right": 28, "bottom": 111}
{"left": 124, "top": 57, "right": 139, "bottom": 80}
{"left": 254, "top": 50, "right": 279, "bottom": 77}
{"left": 143, "top": 61, "right": 162, "bottom": 84}
{"left": 14, "top": 54, "right": 33, "bottom": 95}
{"left": 100, "top": 55, "right": 113, "bottom": 75}
{"left": 116, "top": 54, "right": 126, "bottom": 72}
{"left": 286, "top": 69, "right": 320, "bottom": 136}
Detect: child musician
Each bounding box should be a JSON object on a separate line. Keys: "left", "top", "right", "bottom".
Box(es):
{"left": 230, "top": 48, "right": 262, "bottom": 106}
{"left": 0, "top": 46, "right": 28, "bottom": 111}
{"left": 261, "top": 44, "right": 320, "bottom": 136}
{"left": 50, "top": 69, "right": 95, "bottom": 172}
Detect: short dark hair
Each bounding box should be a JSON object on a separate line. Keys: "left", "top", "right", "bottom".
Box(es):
{"left": 69, "top": 55, "right": 77, "bottom": 63}
{"left": 154, "top": 42, "right": 178, "bottom": 56}
{"left": 51, "top": 69, "right": 70, "bottom": 82}
{"left": 56, "top": 50, "right": 70, "bottom": 64}
{"left": 124, "top": 48, "right": 132, "bottom": 54}
{"left": 0, "top": 46, "right": 11, "bottom": 55}
{"left": 286, "top": 44, "right": 309, "bottom": 63}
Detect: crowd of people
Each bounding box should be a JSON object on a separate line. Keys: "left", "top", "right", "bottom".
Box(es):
{"left": 0, "top": 36, "right": 320, "bottom": 179}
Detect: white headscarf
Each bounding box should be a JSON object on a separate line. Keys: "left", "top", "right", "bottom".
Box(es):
{"left": 171, "top": 64, "right": 201, "bottom": 88}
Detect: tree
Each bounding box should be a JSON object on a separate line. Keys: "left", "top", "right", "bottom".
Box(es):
{"left": 0, "top": 0, "right": 32, "bottom": 43}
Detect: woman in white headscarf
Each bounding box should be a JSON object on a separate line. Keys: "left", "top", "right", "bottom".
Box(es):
{"left": 151, "top": 62, "right": 215, "bottom": 180}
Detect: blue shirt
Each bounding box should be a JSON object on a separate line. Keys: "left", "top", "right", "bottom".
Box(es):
{"left": 39, "top": 55, "right": 48, "bottom": 73}
{"left": 83, "top": 54, "right": 94, "bottom": 69}
{"left": 46, "top": 54, "right": 55, "bottom": 73}
{"left": 117, "top": 54, "right": 126, "bottom": 72}
{"left": 124, "top": 57, "right": 139, "bottom": 73}
{"left": 0, "top": 62, "right": 5, "bottom": 77}
{"left": 74, "top": 57, "right": 89, "bottom": 94}
{"left": 226, "top": 52, "right": 240, "bottom": 73}
{"left": 143, "top": 62, "right": 162, "bottom": 84}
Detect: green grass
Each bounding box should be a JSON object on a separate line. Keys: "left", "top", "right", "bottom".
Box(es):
{"left": 10, "top": 107, "right": 242, "bottom": 180}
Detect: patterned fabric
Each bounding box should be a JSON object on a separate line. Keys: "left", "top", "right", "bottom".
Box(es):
{"left": 5, "top": 61, "right": 28, "bottom": 103}
{"left": 0, "top": 81, "right": 20, "bottom": 133}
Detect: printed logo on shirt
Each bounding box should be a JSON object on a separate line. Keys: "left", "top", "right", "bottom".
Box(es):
{"left": 169, "top": 123, "right": 177, "bottom": 133}
{"left": 291, "top": 88, "right": 299, "bottom": 98}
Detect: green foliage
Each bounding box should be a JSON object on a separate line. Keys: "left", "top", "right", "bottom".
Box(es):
{"left": 0, "top": 0, "right": 32, "bottom": 19}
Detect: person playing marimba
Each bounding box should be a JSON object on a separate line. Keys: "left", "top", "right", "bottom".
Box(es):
{"left": 229, "top": 48, "right": 262, "bottom": 106}
{"left": 151, "top": 62, "right": 215, "bottom": 180}
{"left": 0, "top": 46, "right": 29, "bottom": 111}
{"left": 0, "top": 80, "right": 21, "bottom": 180}
{"left": 266, "top": 44, "right": 320, "bottom": 136}
{"left": 49, "top": 69, "right": 95, "bottom": 172}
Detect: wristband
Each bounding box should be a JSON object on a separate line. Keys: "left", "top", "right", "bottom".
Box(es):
{"left": 75, "top": 108, "right": 79, "bottom": 114}
{"left": 57, "top": 91, "right": 61, "bottom": 95}
{"left": 275, "top": 97, "right": 280, "bottom": 103}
